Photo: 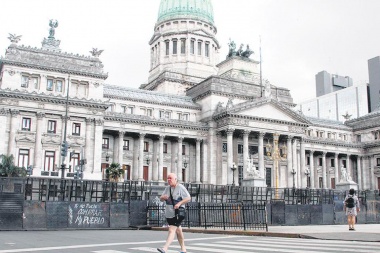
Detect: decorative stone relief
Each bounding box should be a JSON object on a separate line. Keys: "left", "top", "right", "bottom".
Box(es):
{"left": 15, "top": 131, "right": 36, "bottom": 143}
{"left": 1, "top": 98, "right": 18, "bottom": 106}
{"left": 93, "top": 82, "right": 100, "bottom": 88}
{"left": 42, "top": 134, "right": 61, "bottom": 144}
{"left": 7, "top": 69, "right": 16, "bottom": 76}
{"left": 288, "top": 126, "right": 305, "bottom": 134}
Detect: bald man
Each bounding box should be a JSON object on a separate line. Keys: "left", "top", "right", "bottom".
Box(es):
{"left": 157, "top": 173, "right": 191, "bottom": 253}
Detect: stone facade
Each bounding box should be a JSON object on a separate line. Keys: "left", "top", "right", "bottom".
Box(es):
{"left": 0, "top": 1, "right": 379, "bottom": 190}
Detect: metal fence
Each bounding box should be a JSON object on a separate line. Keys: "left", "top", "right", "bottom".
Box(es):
{"left": 1, "top": 177, "right": 371, "bottom": 204}
{"left": 147, "top": 202, "right": 268, "bottom": 231}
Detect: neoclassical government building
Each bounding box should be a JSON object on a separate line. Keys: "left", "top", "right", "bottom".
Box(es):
{"left": 0, "top": 0, "right": 379, "bottom": 190}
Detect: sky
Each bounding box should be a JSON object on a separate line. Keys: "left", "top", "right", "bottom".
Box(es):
{"left": 1, "top": 0, "right": 380, "bottom": 103}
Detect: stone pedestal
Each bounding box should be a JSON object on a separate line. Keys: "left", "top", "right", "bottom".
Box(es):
{"left": 335, "top": 180, "right": 358, "bottom": 191}
{"left": 242, "top": 177, "right": 266, "bottom": 187}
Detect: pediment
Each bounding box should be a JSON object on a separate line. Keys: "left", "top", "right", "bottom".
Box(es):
{"left": 222, "top": 98, "right": 310, "bottom": 125}
{"left": 191, "top": 29, "right": 211, "bottom": 37}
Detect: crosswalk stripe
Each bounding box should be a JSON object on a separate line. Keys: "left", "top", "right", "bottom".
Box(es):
{"left": 92, "top": 251, "right": 129, "bottom": 253}
{"left": 238, "top": 239, "right": 379, "bottom": 250}
{"left": 187, "top": 243, "right": 333, "bottom": 253}
{"left": 214, "top": 241, "right": 379, "bottom": 253}
{"left": 129, "top": 248, "right": 179, "bottom": 253}
{"left": 243, "top": 237, "right": 380, "bottom": 246}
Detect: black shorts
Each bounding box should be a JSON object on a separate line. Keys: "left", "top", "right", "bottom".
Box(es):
{"left": 166, "top": 216, "right": 184, "bottom": 227}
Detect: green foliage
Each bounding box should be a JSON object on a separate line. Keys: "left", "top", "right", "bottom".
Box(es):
{"left": 0, "top": 154, "right": 27, "bottom": 177}
{"left": 105, "top": 162, "right": 124, "bottom": 182}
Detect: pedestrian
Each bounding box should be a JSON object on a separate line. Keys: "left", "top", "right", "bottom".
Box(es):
{"left": 343, "top": 188, "right": 360, "bottom": 231}
{"left": 157, "top": 173, "right": 191, "bottom": 253}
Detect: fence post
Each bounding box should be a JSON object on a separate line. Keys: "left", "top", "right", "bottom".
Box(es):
{"left": 222, "top": 203, "right": 226, "bottom": 231}
{"left": 241, "top": 202, "right": 246, "bottom": 231}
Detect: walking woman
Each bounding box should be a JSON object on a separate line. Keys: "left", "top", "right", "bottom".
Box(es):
{"left": 344, "top": 188, "right": 360, "bottom": 231}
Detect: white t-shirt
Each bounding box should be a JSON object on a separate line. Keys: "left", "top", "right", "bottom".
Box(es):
{"left": 162, "top": 184, "right": 190, "bottom": 218}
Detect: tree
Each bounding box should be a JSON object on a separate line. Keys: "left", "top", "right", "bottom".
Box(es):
{"left": 105, "top": 162, "right": 124, "bottom": 182}
{"left": 0, "top": 154, "right": 27, "bottom": 177}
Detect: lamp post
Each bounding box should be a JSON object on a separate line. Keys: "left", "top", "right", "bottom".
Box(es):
{"left": 60, "top": 74, "right": 70, "bottom": 201}
{"left": 146, "top": 157, "right": 150, "bottom": 165}
{"left": 231, "top": 162, "right": 237, "bottom": 186}
{"left": 305, "top": 168, "right": 310, "bottom": 188}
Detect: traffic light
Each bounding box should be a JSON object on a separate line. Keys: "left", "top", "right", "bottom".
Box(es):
{"left": 61, "top": 141, "right": 68, "bottom": 157}
{"left": 74, "top": 166, "right": 83, "bottom": 180}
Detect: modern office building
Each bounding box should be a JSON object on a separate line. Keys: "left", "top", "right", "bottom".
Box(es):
{"left": 368, "top": 56, "right": 380, "bottom": 112}
{"left": 316, "top": 71, "right": 353, "bottom": 97}
{"left": 0, "top": 0, "right": 379, "bottom": 190}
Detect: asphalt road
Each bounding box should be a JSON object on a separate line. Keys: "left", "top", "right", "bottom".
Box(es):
{"left": 1, "top": 229, "right": 380, "bottom": 253}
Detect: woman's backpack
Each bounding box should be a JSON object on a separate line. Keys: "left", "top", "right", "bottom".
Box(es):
{"left": 345, "top": 195, "right": 355, "bottom": 208}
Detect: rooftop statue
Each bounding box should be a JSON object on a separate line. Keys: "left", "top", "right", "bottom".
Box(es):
{"left": 8, "top": 33, "right": 22, "bottom": 44}
{"left": 227, "top": 39, "right": 254, "bottom": 59}
{"left": 48, "top": 19, "right": 59, "bottom": 39}
{"left": 90, "top": 48, "right": 104, "bottom": 57}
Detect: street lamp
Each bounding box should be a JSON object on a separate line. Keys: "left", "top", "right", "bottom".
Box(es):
{"left": 105, "top": 153, "right": 110, "bottom": 162}
{"left": 231, "top": 162, "right": 237, "bottom": 186}
{"left": 183, "top": 159, "right": 188, "bottom": 169}
{"left": 146, "top": 157, "right": 150, "bottom": 165}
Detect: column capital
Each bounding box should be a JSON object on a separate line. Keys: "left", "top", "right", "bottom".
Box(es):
{"left": 10, "top": 109, "right": 19, "bottom": 117}
{"left": 286, "top": 135, "right": 293, "bottom": 140}
{"left": 321, "top": 151, "right": 327, "bottom": 156}
{"left": 177, "top": 136, "right": 184, "bottom": 142}
{"left": 196, "top": 138, "right": 202, "bottom": 143}
{"left": 226, "top": 128, "right": 235, "bottom": 135}
{"left": 94, "top": 119, "right": 104, "bottom": 126}
{"left": 243, "top": 130, "right": 250, "bottom": 136}
{"left": 85, "top": 117, "right": 93, "bottom": 124}
{"left": 139, "top": 132, "right": 146, "bottom": 138}
{"left": 36, "top": 112, "right": 45, "bottom": 119}
{"left": 159, "top": 134, "right": 165, "bottom": 141}
{"left": 309, "top": 150, "right": 315, "bottom": 155}
{"left": 119, "top": 131, "right": 125, "bottom": 138}
{"left": 259, "top": 132, "right": 266, "bottom": 138}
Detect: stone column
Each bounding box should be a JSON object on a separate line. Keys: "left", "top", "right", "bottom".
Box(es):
{"left": 177, "top": 137, "right": 184, "bottom": 182}
{"left": 152, "top": 138, "right": 159, "bottom": 181}
{"left": 158, "top": 135, "right": 165, "bottom": 182}
{"left": 132, "top": 138, "right": 139, "bottom": 180}
{"left": 0, "top": 109, "right": 9, "bottom": 156}
{"left": 322, "top": 152, "right": 327, "bottom": 189}
{"left": 226, "top": 128, "right": 234, "bottom": 185}
{"left": 85, "top": 118, "right": 93, "bottom": 173}
{"left": 371, "top": 155, "right": 376, "bottom": 189}
{"left": 286, "top": 135, "right": 293, "bottom": 188}
{"left": 243, "top": 130, "right": 250, "bottom": 178}
{"left": 292, "top": 138, "right": 298, "bottom": 188}
{"left": 334, "top": 153, "right": 339, "bottom": 186}
{"left": 8, "top": 110, "right": 19, "bottom": 156}
{"left": 138, "top": 133, "right": 145, "bottom": 181}
{"left": 207, "top": 124, "right": 216, "bottom": 184}
{"left": 202, "top": 140, "right": 208, "bottom": 183}
{"left": 34, "top": 112, "right": 44, "bottom": 169}
{"left": 216, "top": 132, "right": 224, "bottom": 185}
{"left": 93, "top": 119, "right": 104, "bottom": 176}
{"left": 258, "top": 132, "right": 265, "bottom": 178}
{"left": 309, "top": 150, "right": 315, "bottom": 188}
{"left": 195, "top": 138, "right": 201, "bottom": 183}
{"left": 346, "top": 154, "right": 352, "bottom": 181}
{"left": 118, "top": 131, "right": 124, "bottom": 165}
{"left": 300, "top": 138, "right": 306, "bottom": 188}
{"left": 357, "top": 155, "right": 362, "bottom": 190}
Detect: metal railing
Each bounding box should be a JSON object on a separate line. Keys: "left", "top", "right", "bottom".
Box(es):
{"left": 147, "top": 202, "right": 268, "bottom": 231}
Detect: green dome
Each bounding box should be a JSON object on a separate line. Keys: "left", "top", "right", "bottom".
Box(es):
{"left": 157, "top": 0, "right": 214, "bottom": 25}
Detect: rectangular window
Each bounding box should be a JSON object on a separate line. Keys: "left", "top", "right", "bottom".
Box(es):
{"left": 238, "top": 144, "right": 243, "bottom": 154}
{"left": 331, "top": 158, "right": 335, "bottom": 167}
{"left": 32, "top": 77, "right": 39, "bottom": 89}
{"left": 70, "top": 153, "right": 80, "bottom": 169}
{"left": 102, "top": 138, "right": 109, "bottom": 149}
{"left": 205, "top": 43, "right": 209, "bottom": 57}
{"left": 47, "top": 79, "right": 53, "bottom": 91}
{"left": 123, "top": 140, "right": 129, "bottom": 150}
{"left": 197, "top": 41, "right": 202, "bottom": 55}
{"left": 342, "top": 160, "right": 347, "bottom": 168}
{"left": 147, "top": 108, "right": 153, "bottom": 117}
{"left": 21, "top": 76, "right": 29, "bottom": 88}
{"left": 165, "top": 40, "right": 170, "bottom": 55}
{"left": 356, "top": 135, "right": 361, "bottom": 142}
{"left": 222, "top": 143, "right": 227, "bottom": 153}
{"left": 377, "top": 158, "right": 380, "bottom": 166}
{"left": 22, "top": 118, "right": 31, "bottom": 131}
{"left": 181, "top": 39, "right": 186, "bottom": 54}
{"left": 163, "top": 143, "right": 168, "bottom": 153}
{"left": 172, "top": 40, "right": 177, "bottom": 54}
{"left": 44, "top": 151, "right": 55, "bottom": 171}
{"left": 182, "top": 114, "right": 189, "bottom": 121}
{"left": 190, "top": 40, "right": 195, "bottom": 54}
{"left": 177, "top": 113, "right": 182, "bottom": 120}
{"left": 144, "top": 141, "right": 149, "bottom": 152}
{"left": 318, "top": 157, "right": 322, "bottom": 166}
{"left": 249, "top": 146, "right": 258, "bottom": 155}
{"left": 140, "top": 108, "right": 146, "bottom": 115}
{"left": 56, "top": 80, "right": 63, "bottom": 92}
{"left": 126, "top": 106, "right": 134, "bottom": 114}
{"left": 327, "top": 132, "right": 331, "bottom": 139}
{"left": 182, "top": 145, "right": 186, "bottom": 155}
{"left": 47, "top": 120, "right": 56, "bottom": 133}
{"left": 306, "top": 156, "right": 310, "bottom": 165}
{"left": 72, "top": 123, "right": 81, "bottom": 136}
{"left": 159, "top": 110, "right": 165, "bottom": 118}
{"left": 18, "top": 149, "right": 29, "bottom": 168}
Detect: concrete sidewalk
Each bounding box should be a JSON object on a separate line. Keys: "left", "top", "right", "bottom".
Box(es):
{"left": 152, "top": 224, "right": 380, "bottom": 242}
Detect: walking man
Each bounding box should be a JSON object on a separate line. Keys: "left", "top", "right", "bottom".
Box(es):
{"left": 157, "top": 173, "right": 191, "bottom": 253}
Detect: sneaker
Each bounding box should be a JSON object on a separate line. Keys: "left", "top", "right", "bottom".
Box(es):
{"left": 157, "top": 248, "right": 165, "bottom": 253}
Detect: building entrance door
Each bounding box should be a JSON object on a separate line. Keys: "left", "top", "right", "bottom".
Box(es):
{"left": 143, "top": 166, "right": 149, "bottom": 181}
{"left": 163, "top": 167, "right": 167, "bottom": 181}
